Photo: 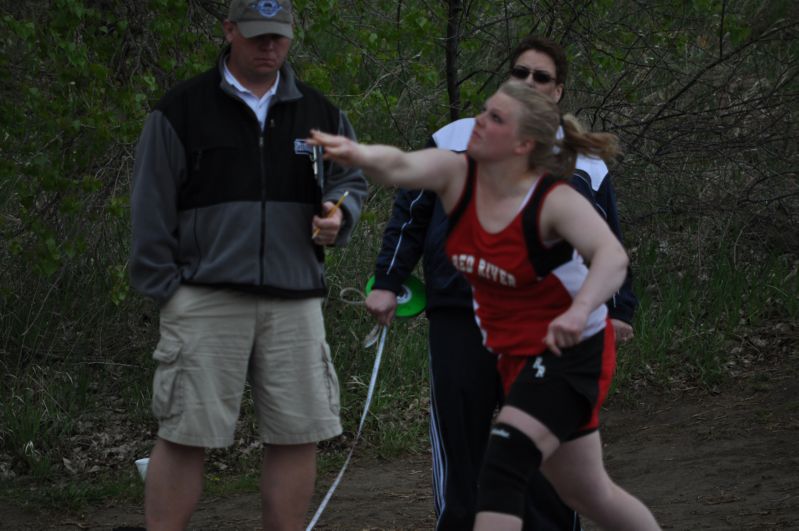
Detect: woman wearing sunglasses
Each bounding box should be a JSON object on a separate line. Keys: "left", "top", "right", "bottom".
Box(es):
{"left": 308, "top": 80, "right": 659, "bottom": 531}
{"left": 510, "top": 64, "right": 558, "bottom": 85}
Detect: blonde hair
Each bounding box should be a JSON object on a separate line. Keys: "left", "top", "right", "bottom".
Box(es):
{"left": 497, "top": 81, "right": 621, "bottom": 175}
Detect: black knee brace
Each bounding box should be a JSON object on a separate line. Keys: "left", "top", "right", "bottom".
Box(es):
{"left": 476, "top": 423, "right": 543, "bottom": 518}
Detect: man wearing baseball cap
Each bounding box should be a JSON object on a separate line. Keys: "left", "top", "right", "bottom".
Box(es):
{"left": 130, "top": 0, "right": 367, "bottom": 529}
{"left": 229, "top": 0, "right": 294, "bottom": 39}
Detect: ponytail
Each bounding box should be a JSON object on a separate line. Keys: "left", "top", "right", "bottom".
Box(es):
{"left": 498, "top": 81, "right": 621, "bottom": 177}
{"left": 556, "top": 114, "right": 621, "bottom": 175}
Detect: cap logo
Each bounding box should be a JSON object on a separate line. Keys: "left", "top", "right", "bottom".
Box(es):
{"left": 252, "top": 0, "right": 282, "bottom": 17}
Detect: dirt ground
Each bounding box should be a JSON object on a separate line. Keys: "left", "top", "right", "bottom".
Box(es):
{"left": 2, "top": 348, "right": 798, "bottom": 530}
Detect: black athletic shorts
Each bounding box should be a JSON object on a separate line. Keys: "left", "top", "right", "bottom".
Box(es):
{"left": 497, "top": 324, "right": 616, "bottom": 441}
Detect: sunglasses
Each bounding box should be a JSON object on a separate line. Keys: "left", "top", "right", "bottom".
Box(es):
{"left": 509, "top": 66, "right": 555, "bottom": 84}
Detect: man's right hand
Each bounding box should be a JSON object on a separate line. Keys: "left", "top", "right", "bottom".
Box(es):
{"left": 365, "top": 288, "right": 398, "bottom": 326}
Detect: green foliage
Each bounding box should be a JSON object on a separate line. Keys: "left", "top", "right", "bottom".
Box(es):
{"left": 1, "top": 0, "right": 218, "bottom": 290}
{"left": 614, "top": 225, "right": 799, "bottom": 394}
{"left": 0, "top": 0, "right": 218, "bottom": 369}
{"left": 291, "top": 0, "right": 449, "bottom": 146}
{"left": 322, "top": 186, "right": 430, "bottom": 456}
{"left": 0, "top": 368, "right": 89, "bottom": 477}
{"left": 0, "top": 0, "right": 797, "bottom": 512}
{"left": 0, "top": 469, "right": 144, "bottom": 513}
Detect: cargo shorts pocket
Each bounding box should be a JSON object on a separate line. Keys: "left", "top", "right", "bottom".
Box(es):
{"left": 321, "top": 343, "right": 341, "bottom": 416}
{"left": 151, "top": 337, "right": 184, "bottom": 421}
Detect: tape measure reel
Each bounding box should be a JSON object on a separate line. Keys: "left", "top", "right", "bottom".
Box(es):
{"left": 364, "top": 274, "right": 427, "bottom": 318}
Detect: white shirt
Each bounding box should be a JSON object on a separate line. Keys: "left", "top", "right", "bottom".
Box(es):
{"left": 223, "top": 62, "right": 279, "bottom": 130}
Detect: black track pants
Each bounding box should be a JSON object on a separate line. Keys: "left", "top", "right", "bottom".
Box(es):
{"left": 427, "top": 307, "right": 580, "bottom": 531}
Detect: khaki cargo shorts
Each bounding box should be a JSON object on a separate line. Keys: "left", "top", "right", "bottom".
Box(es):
{"left": 151, "top": 285, "right": 342, "bottom": 448}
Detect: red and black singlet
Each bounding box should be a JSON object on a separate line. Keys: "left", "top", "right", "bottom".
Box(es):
{"left": 445, "top": 157, "right": 607, "bottom": 358}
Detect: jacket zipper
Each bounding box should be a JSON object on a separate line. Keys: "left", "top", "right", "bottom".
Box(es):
{"left": 219, "top": 81, "right": 274, "bottom": 287}
{"left": 259, "top": 132, "right": 266, "bottom": 285}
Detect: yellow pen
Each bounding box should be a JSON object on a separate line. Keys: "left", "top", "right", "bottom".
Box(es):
{"left": 312, "top": 190, "right": 349, "bottom": 239}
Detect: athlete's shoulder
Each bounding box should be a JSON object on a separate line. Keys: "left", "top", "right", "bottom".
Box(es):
{"left": 432, "top": 117, "right": 475, "bottom": 151}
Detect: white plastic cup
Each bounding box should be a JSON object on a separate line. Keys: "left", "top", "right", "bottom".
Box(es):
{"left": 135, "top": 457, "right": 150, "bottom": 481}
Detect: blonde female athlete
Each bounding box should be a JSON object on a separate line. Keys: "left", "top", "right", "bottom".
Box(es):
{"left": 309, "top": 81, "right": 660, "bottom": 531}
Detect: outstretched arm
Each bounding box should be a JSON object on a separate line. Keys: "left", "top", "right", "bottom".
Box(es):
{"left": 308, "top": 130, "right": 467, "bottom": 210}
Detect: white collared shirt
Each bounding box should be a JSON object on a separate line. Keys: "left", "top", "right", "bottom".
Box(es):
{"left": 223, "top": 62, "right": 280, "bottom": 130}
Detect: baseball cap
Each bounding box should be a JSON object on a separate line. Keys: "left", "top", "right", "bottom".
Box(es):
{"left": 228, "top": 0, "right": 294, "bottom": 39}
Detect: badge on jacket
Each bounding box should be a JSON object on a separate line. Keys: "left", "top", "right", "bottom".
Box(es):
{"left": 295, "top": 139, "right": 324, "bottom": 189}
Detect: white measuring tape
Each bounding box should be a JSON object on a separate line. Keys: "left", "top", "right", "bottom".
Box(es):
{"left": 305, "top": 324, "right": 388, "bottom": 530}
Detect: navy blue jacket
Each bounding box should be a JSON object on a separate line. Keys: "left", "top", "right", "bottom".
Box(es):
{"left": 372, "top": 118, "right": 637, "bottom": 324}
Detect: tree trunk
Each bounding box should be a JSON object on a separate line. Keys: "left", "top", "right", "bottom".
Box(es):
{"left": 445, "top": 0, "right": 462, "bottom": 121}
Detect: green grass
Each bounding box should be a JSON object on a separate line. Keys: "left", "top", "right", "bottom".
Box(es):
{"left": 612, "top": 228, "right": 799, "bottom": 395}
{"left": 0, "top": 470, "right": 145, "bottom": 513}
{"left": 325, "top": 297, "right": 431, "bottom": 457}
{"left": 0, "top": 371, "right": 85, "bottom": 479}
{"left": 205, "top": 471, "right": 260, "bottom": 497}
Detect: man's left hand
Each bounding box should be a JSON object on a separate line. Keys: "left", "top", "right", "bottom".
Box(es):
{"left": 311, "top": 201, "right": 344, "bottom": 245}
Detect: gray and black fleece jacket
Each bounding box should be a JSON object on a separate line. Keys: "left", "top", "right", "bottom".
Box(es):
{"left": 130, "top": 55, "right": 367, "bottom": 305}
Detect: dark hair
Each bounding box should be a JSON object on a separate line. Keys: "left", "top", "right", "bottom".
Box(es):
{"left": 498, "top": 81, "right": 620, "bottom": 175}
{"left": 509, "top": 35, "right": 569, "bottom": 88}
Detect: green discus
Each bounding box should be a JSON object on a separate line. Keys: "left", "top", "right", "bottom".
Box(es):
{"left": 364, "top": 274, "right": 427, "bottom": 318}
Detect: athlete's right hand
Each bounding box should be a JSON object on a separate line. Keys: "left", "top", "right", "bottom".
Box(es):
{"left": 543, "top": 305, "right": 589, "bottom": 356}
{"left": 365, "top": 289, "right": 398, "bottom": 326}
{"left": 308, "top": 129, "right": 364, "bottom": 167}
